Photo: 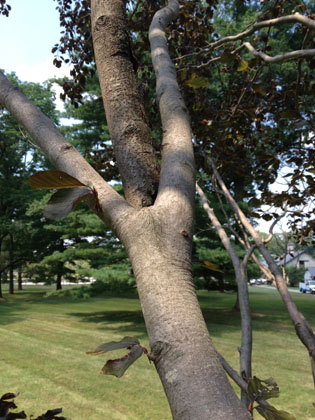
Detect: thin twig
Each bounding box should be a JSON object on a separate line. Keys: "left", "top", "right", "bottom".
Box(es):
{"left": 242, "top": 244, "right": 256, "bottom": 270}
{"left": 295, "top": 29, "right": 311, "bottom": 107}
{"left": 174, "top": 12, "right": 315, "bottom": 64}
{"left": 208, "top": 13, "right": 315, "bottom": 50}
{"left": 231, "top": 64, "right": 265, "bottom": 117}
{"left": 216, "top": 351, "right": 248, "bottom": 393}
{"left": 213, "top": 177, "right": 245, "bottom": 245}
{"left": 263, "top": 201, "right": 289, "bottom": 244}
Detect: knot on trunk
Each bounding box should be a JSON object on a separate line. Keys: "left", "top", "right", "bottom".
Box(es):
{"left": 149, "top": 340, "right": 170, "bottom": 363}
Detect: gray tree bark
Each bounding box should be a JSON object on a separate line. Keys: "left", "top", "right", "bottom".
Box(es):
{"left": 0, "top": 1, "right": 252, "bottom": 418}
{"left": 91, "top": 0, "right": 160, "bottom": 208}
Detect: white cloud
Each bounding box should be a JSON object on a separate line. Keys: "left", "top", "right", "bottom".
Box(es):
{"left": 14, "top": 54, "right": 71, "bottom": 84}
{"left": 13, "top": 55, "right": 73, "bottom": 112}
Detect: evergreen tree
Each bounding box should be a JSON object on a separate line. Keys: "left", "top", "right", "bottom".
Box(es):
{"left": 0, "top": 73, "right": 58, "bottom": 294}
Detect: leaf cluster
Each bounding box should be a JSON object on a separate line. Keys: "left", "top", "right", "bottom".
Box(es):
{"left": 0, "top": 393, "right": 69, "bottom": 420}
{"left": 50, "top": 0, "right": 315, "bottom": 241}
{"left": 0, "top": 0, "right": 10, "bottom": 17}
{"left": 246, "top": 377, "right": 296, "bottom": 420}
{"left": 27, "top": 170, "right": 99, "bottom": 220}
{"left": 87, "top": 336, "right": 149, "bottom": 378}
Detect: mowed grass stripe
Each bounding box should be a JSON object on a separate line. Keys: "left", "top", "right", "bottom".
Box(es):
{"left": 0, "top": 317, "right": 128, "bottom": 351}
{"left": 0, "top": 358, "right": 132, "bottom": 420}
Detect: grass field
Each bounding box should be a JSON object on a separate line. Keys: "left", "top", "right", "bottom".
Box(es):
{"left": 1, "top": 285, "right": 315, "bottom": 420}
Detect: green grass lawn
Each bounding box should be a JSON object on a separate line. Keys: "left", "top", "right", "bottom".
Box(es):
{"left": 1, "top": 285, "right": 315, "bottom": 420}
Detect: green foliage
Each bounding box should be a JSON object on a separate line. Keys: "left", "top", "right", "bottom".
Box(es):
{"left": 58, "top": 74, "right": 117, "bottom": 182}
{"left": 24, "top": 184, "right": 129, "bottom": 291}
{"left": 184, "top": 74, "right": 209, "bottom": 90}
{"left": 265, "top": 233, "right": 290, "bottom": 258}
{"left": 0, "top": 73, "right": 60, "bottom": 293}
{"left": 170, "top": 0, "right": 315, "bottom": 238}
{"left": 285, "top": 266, "right": 305, "bottom": 287}
{"left": 193, "top": 192, "right": 260, "bottom": 291}
{"left": 44, "top": 275, "right": 136, "bottom": 300}
{"left": 44, "top": 286, "right": 90, "bottom": 300}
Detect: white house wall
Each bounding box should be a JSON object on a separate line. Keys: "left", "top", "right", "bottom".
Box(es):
{"left": 286, "top": 253, "right": 315, "bottom": 269}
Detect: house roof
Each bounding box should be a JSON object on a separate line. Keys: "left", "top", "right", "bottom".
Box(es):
{"left": 278, "top": 251, "right": 304, "bottom": 265}
{"left": 276, "top": 251, "right": 304, "bottom": 265}
{"left": 307, "top": 267, "right": 315, "bottom": 277}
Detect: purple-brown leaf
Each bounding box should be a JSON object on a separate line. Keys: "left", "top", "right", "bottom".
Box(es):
{"left": 100, "top": 344, "right": 144, "bottom": 378}
{"left": 43, "top": 187, "right": 94, "bottom": 220}
{"left": 0, "top": 393, "right": 18, "bottom": 401}
{"left": 86, "top": 337, "right": 140, "bottom": 355}
{"left": 27, "top": 170, "right": 86, "bottom": 190}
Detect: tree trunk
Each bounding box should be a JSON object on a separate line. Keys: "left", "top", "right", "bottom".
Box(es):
{"left": 0, "top": 273, "right": 3, "bottom": 299}
{"left": 18, "top": 266, "right": 23, "bottom": 290}
{"left": 122, "top": 208, "right": 250, "bottom": 420}
{"left": 56, "top": 240, "right": 64, "bottom": 290}
{"left": 0, "top": 1, "right": 252, "bottom": 418}
{"left": 0, "top": 238, "right": 3, "bottom": 298}
{"left": 9, "top": 263, "right": 14, "bottom": 294}
{"left": 9, "top": 233, "right": 14, "bottom": 294}
{"left": 56, "top": 273, "right": 62, "bottom": 290}
{"left": 91, "top": 0, "right": 160, "bottom": 208}
{"left": 218, "top": 274, "right": 225, "bottom": 293}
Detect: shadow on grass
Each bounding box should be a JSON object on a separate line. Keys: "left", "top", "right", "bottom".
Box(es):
{"left": 69, "top": 310, "right": 147, "bottom": 338}
{"left": 70, "top": 306, "right": 245, "bottom": 339}
{"left": 0, "top": 297, "right": 26, "bottom": 325}
{"left": 0, "top": 289, "right": 65, "bottom": 325}
{"left": 2, "top": 288, "right": 314, "bottom": 337}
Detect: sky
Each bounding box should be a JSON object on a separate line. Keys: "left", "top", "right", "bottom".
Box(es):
{"left": 0, "top": 0, "right": 69, "bottom": 83}
{"left": 0, "top": 1, "right": 290, "bottom": 233}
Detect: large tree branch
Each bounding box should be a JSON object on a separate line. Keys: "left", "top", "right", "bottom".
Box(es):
{"left": 149, "top": 0, "right": 195, "bottom": 211}
{"left": 91, "top": 0, "right": 160, "bottom": 209}
{"left": 0, "top": 70, "right": 132, "bottom": 235}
